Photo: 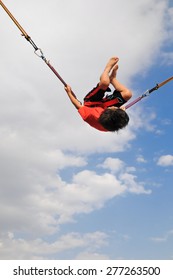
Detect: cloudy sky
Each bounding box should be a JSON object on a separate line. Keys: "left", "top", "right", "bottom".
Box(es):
{"left": 0, "top": 0, "right": 173, "bottom": 260}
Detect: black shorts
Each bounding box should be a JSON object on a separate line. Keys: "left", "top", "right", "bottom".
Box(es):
{"left": 84, "top": 84, "right": 111, "bottom": 102}
{"left": 84, "top": 84, "right": 126, "bottom": 107}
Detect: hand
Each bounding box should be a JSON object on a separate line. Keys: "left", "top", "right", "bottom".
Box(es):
{"left": 120, "top": 105, "right": 126, "bottom": 111}
{"left": 64, "top": 84, "right": 72, "bottom": 94}
{"left": 64, "top": 84, "right": 82, "bottom": 109}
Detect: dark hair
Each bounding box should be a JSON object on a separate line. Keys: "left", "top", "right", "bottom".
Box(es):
{"left": 99, "top": 108, "right": 129, "bottom": 132}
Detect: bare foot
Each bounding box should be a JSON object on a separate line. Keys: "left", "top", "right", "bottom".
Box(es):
{"left": 110, "top": 64, "right": 119, "bottom": 81}
{"left": 104, "top": 57, "right": 119, "bottom": 73}
{"left": 99, "top": 57, "right": 119, "bottom": 89}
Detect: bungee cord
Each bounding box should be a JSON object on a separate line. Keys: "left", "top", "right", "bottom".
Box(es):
{"left": 125, "top": 76, "right": 173, "bottom": 109}
{"left": 0, "top": 0, "right": 172, "bottom": 109}
{"left": 0, "top": 0, "right": 77, "bottom": 98}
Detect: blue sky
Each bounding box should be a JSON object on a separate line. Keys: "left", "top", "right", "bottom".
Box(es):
{"left": 0, "top": 0, "right": 173, "bottom": 260}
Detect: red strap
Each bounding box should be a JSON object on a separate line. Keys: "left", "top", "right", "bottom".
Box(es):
{"left": 103, "top": 98, "right": 119, "bottom": 108}
{"left": 84, "top": 98, "right": 120, "bottom": 108}
{"left": 84, "top": 101, "right": 104, "bottom": 107}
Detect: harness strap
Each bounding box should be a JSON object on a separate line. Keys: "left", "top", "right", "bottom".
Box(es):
{"left": 84, "top": 98, "right": 120, "bottom": 108}
{"left": 103, "top": 98, "right": 120, "bottom": 108}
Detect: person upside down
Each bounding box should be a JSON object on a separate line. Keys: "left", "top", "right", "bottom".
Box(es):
{"left": 64, "top": 57, "right": 132, "bottom": 132}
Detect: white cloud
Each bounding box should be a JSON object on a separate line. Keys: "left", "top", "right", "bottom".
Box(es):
{"left": 75, "top": 252, "right": 109, "bottom": 260}
{"left": 0, "top": 231, "right": 108, "bottom": 260}
{"left": 0, "top": 160, "right": 151, "bottom": 239}
{"left": 120, "top": 173, "right": 151, "bottom": 195}
{"left": 99, "top": 157, "right": 125, "bottom": 173}
{"left": 100, "top": 157, "right": 151, "bottom": 194}
{"left": 151, "top": 230, "right": 173, "bottom": 243}
{"left": 136, "top": 155, "right": 147, "bottom": 163}
{"left": 157, "top": 155, "right": 173, "bottom": 166}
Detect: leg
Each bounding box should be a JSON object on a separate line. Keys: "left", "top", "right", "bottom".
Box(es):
{"left": 110, "top": 65, "right": 132, "bottom": 101}
{"left": 99, "top": 57, "right": 119, "bottom": 90}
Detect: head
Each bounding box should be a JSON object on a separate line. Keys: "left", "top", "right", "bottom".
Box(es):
{"left": 99, "top": 107, "right": 129, "bottom": 132}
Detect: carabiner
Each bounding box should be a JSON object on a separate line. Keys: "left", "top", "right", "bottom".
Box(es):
{"left": 34, "top": 48, "right": 47, "bottom": 62}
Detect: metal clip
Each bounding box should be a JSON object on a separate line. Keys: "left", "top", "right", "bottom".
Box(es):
{"left": 142, "top": 89, "right": 150, "bottom": 98}
{"left": 34, "top": 48, "right": 47, "bottom": 62}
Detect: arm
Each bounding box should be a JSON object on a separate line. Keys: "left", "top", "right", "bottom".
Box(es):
{"left": 64, "top": 85, "right": 82, "bottom": 110}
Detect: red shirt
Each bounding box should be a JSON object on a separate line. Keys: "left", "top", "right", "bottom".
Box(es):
{"left": 78, "top": 106, "right": 108, "bottom": 132}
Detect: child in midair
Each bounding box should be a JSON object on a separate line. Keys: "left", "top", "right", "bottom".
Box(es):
{"left": 64, "top": 57, "right": 132, "bottom": 132}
